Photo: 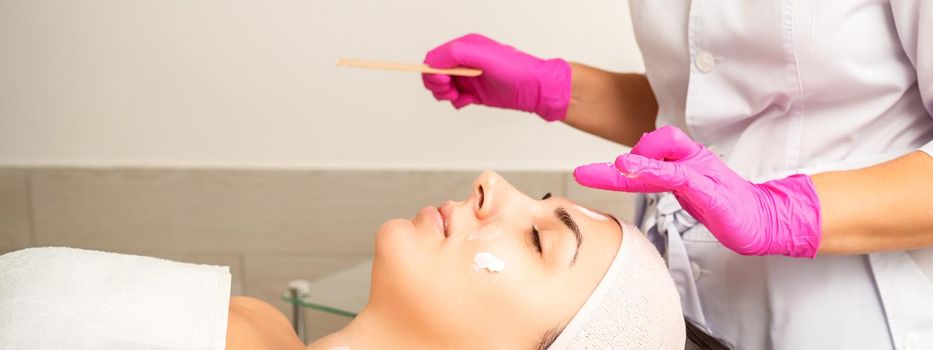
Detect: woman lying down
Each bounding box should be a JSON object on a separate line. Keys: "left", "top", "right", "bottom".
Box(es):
{"left": 0, "top": 171, "right": 728, "bottom": 349}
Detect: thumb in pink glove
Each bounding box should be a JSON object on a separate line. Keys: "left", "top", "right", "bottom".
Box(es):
{"left": 573, "top": 126, "right": 822, "bottom": 258}
{"left": 422, "top": 33, "right": 572, "bottom": 121}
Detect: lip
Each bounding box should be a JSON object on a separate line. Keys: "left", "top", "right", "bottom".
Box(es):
{"left": 421, "top": 205, "right": 447, "bottom": 237}
{"left": 438, "top": 202, "right": 454, "bottom": 237}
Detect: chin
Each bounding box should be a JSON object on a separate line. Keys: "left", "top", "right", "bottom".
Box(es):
{"left": 372, "top": 218, "right": 423, "bottom": 287}
{"left": 370, "top": 218, "right": 435, "bottom": 314}
{"left": 374, "top": 218, "right": 416, "bottom": 257}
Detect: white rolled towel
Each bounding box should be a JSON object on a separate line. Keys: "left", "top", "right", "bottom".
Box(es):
{"left": 0, "top": 247, "right": 231, "bottom": 350}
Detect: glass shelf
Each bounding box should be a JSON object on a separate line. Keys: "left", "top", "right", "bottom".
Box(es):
{"left": 281, "top": 258, "right": 372, "bottom": 320}
{"left": 282, "top": 295, "right": 357, "bottom": 318}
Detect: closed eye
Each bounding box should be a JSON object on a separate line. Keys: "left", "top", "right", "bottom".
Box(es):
{"left": 531, "top": 192, "right": 551, "bottom": 255}
{"left": 530, "top": 225, "right": 543, "bottom": 255}
{"left": 529, "top": 192, "right": 551, "bottom": 256}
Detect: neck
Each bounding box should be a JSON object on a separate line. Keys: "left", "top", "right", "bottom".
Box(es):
{"left": 306, "top": 306, "right": 428, "bottom": 350}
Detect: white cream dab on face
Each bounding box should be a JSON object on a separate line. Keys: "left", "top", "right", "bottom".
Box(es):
{"left": 466, "top": 228, "right": 502, "bottom": 241}
{"left": 576, "top": 205, "right": 609, "bottom": 221}
{"left": 473, "top": 252, "right": 506, "bottom": 273}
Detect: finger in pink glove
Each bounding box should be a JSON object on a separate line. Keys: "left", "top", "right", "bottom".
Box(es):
{"left": 574, "top": 126, "right": 822, "bottom": 258}
{"left": 422, "top": 33, "right": 571, "bottom": 121}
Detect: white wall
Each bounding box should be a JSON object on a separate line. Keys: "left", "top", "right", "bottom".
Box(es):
{"left": 0, "top": 0, "right": 644, "bottom": 170}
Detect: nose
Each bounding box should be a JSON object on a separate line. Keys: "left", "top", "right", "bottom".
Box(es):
{"left": 471, "top": 170, "right": 510, "bottom": 220}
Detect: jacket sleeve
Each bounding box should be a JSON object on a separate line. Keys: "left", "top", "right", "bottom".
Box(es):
{"left": 891, "top": 0, "right": 933, "bottom": 156}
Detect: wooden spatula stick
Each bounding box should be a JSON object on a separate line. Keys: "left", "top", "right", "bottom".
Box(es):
{"left": 335, "top": 58, "right": 483, "bottom": 77}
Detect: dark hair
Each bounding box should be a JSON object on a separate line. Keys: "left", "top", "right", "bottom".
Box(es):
{"left": 684, "top": 316, "right": 731, "bottom": 350}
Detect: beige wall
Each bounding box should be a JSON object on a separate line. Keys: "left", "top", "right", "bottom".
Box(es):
{"left": 0, "top": 0, "right": 642, "bottom": 170}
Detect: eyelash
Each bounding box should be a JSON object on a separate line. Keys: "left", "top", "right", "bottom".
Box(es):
{"left": 531, "top": 225, "right": 543, "bottom": 255}
{"left": 530, "top": 192, "right": 550, "bottom": 255}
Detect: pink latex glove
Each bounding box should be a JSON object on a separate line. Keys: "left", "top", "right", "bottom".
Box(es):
{"left": 422, "top": 33, "right": 572, "bottom": 121}
{"left": 573, "top": 126, "right": 823, "bottom": 258}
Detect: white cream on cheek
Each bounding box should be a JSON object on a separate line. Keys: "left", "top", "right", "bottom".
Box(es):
{"left": 575, "top": 205, "right": 609, "bottom": 222}
{"left": 466, "top": 227, "right": 502, "bottom": 241}
{"left": 473, "top": 252, "right": 506, "bottom": 273}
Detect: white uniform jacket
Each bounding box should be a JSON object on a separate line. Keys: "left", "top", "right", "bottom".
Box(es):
{"left": 628, "top": 0, "right": 933, "bottom": 348}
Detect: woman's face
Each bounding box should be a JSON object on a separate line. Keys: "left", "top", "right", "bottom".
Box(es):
{"left": 370, "top": 171, "right": 624, "bottom": 349}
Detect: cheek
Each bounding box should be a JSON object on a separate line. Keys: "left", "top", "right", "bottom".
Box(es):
{"left": 443, "top": 260, "right": 561, "bottom": 342}
{"left": 452, "top": 243, "right": 557, "bottom": 326}
{"left": 372, "top": 226, "right": 560, "bottom": 342}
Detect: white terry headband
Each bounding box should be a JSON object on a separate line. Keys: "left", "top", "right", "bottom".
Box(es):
{"left": 548, "top": 223, "right": 685, "bottom": 349}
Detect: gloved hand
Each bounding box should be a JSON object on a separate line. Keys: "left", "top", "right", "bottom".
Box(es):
{"left": 573, "top": 126, "right": 823, "bottom": 258}
{"left": 422, "top": 33, "right": 572, "bottom": 121}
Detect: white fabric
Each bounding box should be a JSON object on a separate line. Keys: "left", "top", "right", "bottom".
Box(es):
{"left": 0, "top": 247, "right": 231, "bottom": 350}
{"left": 892, "top": 0, "right": 933, "bottom": 158}
{"left": 628, "top": 0, "right": 933, "bottom": 349}
{"left": 629, "top": 0, "right": 933, "bottom": 181}
{"left": 548, "top": 223, "right": 685, "bottom": 350}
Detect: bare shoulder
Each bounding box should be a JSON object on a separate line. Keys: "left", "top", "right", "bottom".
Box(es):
{"left": 226, "top": 296, "right": 306, "bottom": 350}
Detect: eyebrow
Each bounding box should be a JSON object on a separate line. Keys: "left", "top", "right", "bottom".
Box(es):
{"left": 555, "top": 207, "right": 582, "bottom": 266}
